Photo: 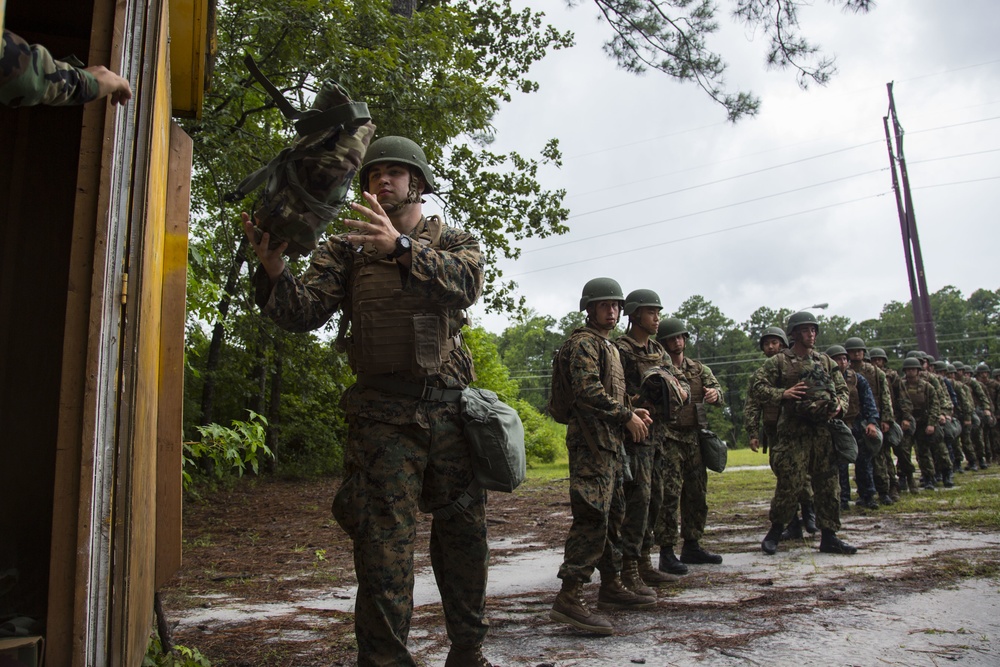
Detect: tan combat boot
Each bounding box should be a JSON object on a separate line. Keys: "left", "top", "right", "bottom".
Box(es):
{"left": 621, "top": 558, "right": 656, "bottom": 597}
{"left": 597, "top": 573, "right": 657, "bottom": 611}
{"left": 638, "top": 550, "right": 681, "bottom": 586}
{"left": 550, "top": 579, "right": 613, "bottom": 635}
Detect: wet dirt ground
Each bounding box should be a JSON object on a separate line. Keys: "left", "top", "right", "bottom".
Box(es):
{"left": 160, "top": 469, "right": 1000, "bottom": 666}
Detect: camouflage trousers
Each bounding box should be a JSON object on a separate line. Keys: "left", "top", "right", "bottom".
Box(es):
{"left": 896, "top": 433, "right": 917, "bottom": 477}
{"left": 915, "top": 424, "right": 951, "bottom": 480}
{"left": 768, "top": 418, "right": 841, "bottom": 531}
{"left": 333, "top": 401, "right": 488, "bottom": 666}
{"left": 872, "top": 434, "right": 897, "bottom": 495}
{"left": 765, "top": 423, "right": 813, "bottom": 505}
{"left": 972, "top": 422, "right": 987, "bottom": 461}
{"left": 558, "top": 432, "right": 624, "bottom": 583}
{"left": 648, "top": 431, "right": 707, "bottom": 550}
{"left": 959, "top": 423, "right": 976, "bottom": 465}
{"left": 619, "top": 440, "right": 656, "bottom": 560}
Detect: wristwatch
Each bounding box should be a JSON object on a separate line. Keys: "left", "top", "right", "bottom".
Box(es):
{"left": 387, "top": 234, "right": 413, "bottom": 260}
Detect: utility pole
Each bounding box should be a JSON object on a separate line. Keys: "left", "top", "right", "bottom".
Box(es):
{"left": 884, "top": 82, "right": 938, "bottom": 357}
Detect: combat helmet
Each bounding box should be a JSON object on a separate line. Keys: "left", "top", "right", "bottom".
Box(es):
{"left": 975, "top": 362, "right": 991, "bottom": 375}
{"left": 946, "top": 363, "right": 957, "bottom": 374}
{"left": 869, "top": 347, "right": 888, "bottom": 360}
{"left": 360, "top": 136, "right": 436, "bottom": 194}
{"left": 579, "top": 277, "right": 625, "bottom": 312}
{"left": 844, "top": 337, "right": 867, "bottom": 352}
{"left": 623, "top": 289, "right": 662, "bottom": 317}
{"left": 933, "top": 360, "right": 947, "bottom": 372}
{"left": 826, "top": 345, "right": 848, "bottom": 358}
{"left": 905, "top": 350, "right": 925, "bottom": 359}
{"left": 759, "top": 326, "right": 789, "bottom": 350}
{"left": 786, "top": 311, "right": 820, "bottom": 336}
{"left": 902, "top": 357, "right": 922, "bottom": 370}
{"left": 657, "top": 317, "right": 690, "bottom": 341}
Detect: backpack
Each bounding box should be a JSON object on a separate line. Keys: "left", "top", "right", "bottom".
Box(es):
{"left": 227, "top": 54, "right": 375, "bottom": 259}
{"left": 548, "top": 328, "right": 611, "bottom": 424}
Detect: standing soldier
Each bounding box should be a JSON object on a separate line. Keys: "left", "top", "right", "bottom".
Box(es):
{"left": 932, "top": 360, "right": 962, "bottom": 483}
{"left": 745, "top": 328, "right": 817, "bottom": 538}
{"left": 988, "top": 367, "right": 1000, "bottom": 462}
{"left": 549, "top": 278, "right": 655, "bottom": 636}
{"left": 965, "top": 363, "right": 995, "bottom": 468}
{"left": 973, "top": 364, "right": 998, "bottom": 464}
{"left": 245, "top": 136, "right": 494, "bottom": 667}
{"left": 753, "top": 311, "right": 855, "bottom": 556}
{"left": 653, "top": 318, "right": 726, "bottom": 572}
{"left": 869, "top": 348, "right": 915, "bottom": 493}
{"left": 844, "top": 338, "right": 897, "bottom": 504}
{"left": 901, "top": 357, "right": 944, "bottom": 491}
{"left": 827, "top": 345, "right": 881, "bottom": 510}
{"left": 948, "top": 363, "right": 976, "bottom": 472}
{"left": 614, "top": 290, "right": 689, "bottom": 593}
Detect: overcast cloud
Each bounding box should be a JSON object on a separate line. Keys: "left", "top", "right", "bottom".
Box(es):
{"left": 442, "top": 0, "right": 1000, "bottom": 334}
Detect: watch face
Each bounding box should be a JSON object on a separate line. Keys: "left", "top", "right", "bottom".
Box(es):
{"left": 399, "top": 235, "right": 412, "bottom": 250}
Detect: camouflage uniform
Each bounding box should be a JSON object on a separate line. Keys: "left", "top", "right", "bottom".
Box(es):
{"left": 653, "top": 357, "right": 723, "bottom": 551}
{"left": 853, "top": 361, "right": 895, "bottom": 500}
{"left": 987, "top": 373, "right": 1000, "bottom": 460}
{"left": 910, "top": 373, "right": 948, "bottom": 486}
{"left": 751, "top": 348, "right": 850, "bottom": 532}
{"left": 556, "top": 326, "right": 634, "bottom": 583}
{"left": 745, "top": 363, "right": 813, "bottom": 505}
{"left": 614, "top": 335, "right": 688, "bottom": 562}
{"left": 965, "top": 376, "right": 992, "bottom": 464}
{"left": 883, "top": 367, "right": 915, "bottom": 487}
{"left": 253, "top": 219, "right": 487, "bottom": 667}
{"left": 0, "top": 30, "right": 99, "bottom": 106}
{"left": 952, "top": 377, "right": 977, "bottom": 467}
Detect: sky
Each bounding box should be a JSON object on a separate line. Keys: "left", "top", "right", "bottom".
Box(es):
{"left": 439, "top": 0, "right": 1000, "bottom": 335}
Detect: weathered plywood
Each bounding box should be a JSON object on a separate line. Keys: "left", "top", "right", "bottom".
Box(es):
{"left": 155, "top": 121, "right": 191, "bottom": 589}
{"left": 168, "top": 0, "right": 210, "bottom": 118}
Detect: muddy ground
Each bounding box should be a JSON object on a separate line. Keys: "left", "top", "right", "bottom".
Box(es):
{"left": 159, "top": 468, "right": 1000, "bottom": 666}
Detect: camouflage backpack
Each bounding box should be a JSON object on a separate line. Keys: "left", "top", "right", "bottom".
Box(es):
{"left": 227, "top": 54, "right": 375, "bottom": 259}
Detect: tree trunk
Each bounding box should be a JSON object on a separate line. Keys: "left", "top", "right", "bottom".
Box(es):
{"left": 391, "top": 0, "right": 418, "bottom": 18}
{"left": 200, "top": 236, "right": 249, "bottom": 426}
{"left": 264, "top": 335, "right": 284, "bottom": 473}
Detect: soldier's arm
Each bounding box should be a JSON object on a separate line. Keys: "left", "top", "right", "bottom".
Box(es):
{"left": 403, "top": 226, "right": 483, "bottom": 309}
{"left": 927, "top": 384, "right": 943, "bottom": 423}
{"left": 252, "top": 237, "right": 351, "bottom": 333}
{"left": 750, "top": 357, "right": 785, "bottom": 406}
{"left": 0, "top": 29, "right": 111, "bottom": 107}
{"left": 831, "top": 361, "right": 850, "bottom": 416}
{"left": 701, "top": 364, "right": 725, "bottom": 407}
{"left": 743, "top": 390, "right": 761, "bottom": 437}
{"left": 665, "top": 362, "right": 691, "bottom": 404}
{"left": 895, "top": 380, "right": 915, "bottom": 424}
{"left": 877, "top": 369, "right": 894, "bottom": 425}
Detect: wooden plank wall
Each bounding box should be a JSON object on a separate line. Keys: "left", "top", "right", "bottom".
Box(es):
{"left": 156, "top": 122, "right": 191, "bottom": 589}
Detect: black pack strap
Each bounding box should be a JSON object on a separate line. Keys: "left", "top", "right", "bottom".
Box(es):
{"left": 356, "top": 375, "right": 463, "bottom": 403}
{"left": 244, "top": 53, "right": 299, "bottom": 120}
{"left": 432, "top": 480, "right": 482, "bottom": 521}
{"left": 294, "top": 101, "right": 371, "bottom": 137}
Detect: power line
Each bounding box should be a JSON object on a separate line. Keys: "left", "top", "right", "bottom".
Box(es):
{"left": 510, "top": 191, "right": 885, "bottom": 277}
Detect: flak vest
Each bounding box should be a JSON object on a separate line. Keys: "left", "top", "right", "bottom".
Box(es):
{"left": 676, "top": 359, "right": 706, "bottom": 428}
{"left": 844, "top": 370, "right": 860, "bottom": 422}
{"left": 907, "top": 381, "right": 929, "bottom": 422}
{"left": 344, "top": 215, "right": 462, "bottom": 377}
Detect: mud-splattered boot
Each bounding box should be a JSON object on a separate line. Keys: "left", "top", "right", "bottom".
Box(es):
{"left": 621, "top": 558, "right": 656, "bottom": 598}
{"left": 550, "top": 579, "right": 613, "bottom": 635}
{"left": 638, "top": 550, "right": 681, "bottom": 586}
{"left": 445, "top": 644, "right": 493, "bottom": 667}
{"left": 597, "top": 573, "right": 656, "bottom": 611}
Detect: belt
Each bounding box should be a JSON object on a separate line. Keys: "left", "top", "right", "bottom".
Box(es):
{"left": 357, "top": 375, "right": 464, "bottom": 403}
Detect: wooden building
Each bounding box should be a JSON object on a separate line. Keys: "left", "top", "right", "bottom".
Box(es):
{"left": 1, "top": 0, "right": 210, "bottom": 664}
